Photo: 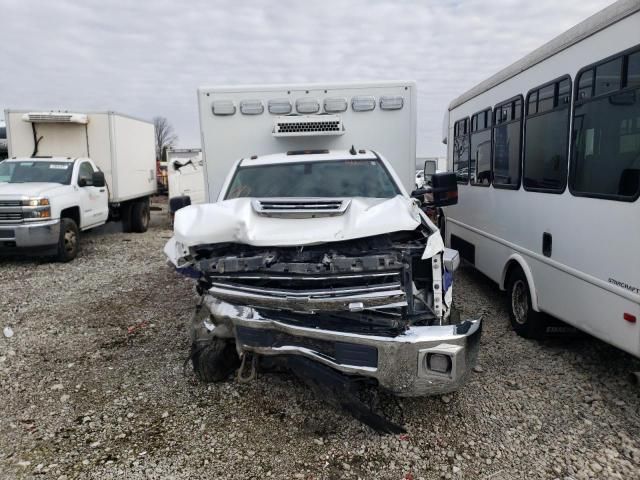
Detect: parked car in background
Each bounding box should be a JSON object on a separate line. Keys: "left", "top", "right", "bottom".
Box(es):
{"left": 0, "top": 111, "right": 156, "bottom": 261}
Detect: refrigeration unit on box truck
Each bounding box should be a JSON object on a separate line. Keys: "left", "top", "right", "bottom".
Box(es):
{"left": 165, "top": 81, "right": 481, "bottom": 432}
{"left": 0, "top": 110, "right": 156, "bottom": 261}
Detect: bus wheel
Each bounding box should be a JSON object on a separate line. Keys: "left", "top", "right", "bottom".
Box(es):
{"left": 507, "top": 268, "right": 546, "bottom": 339}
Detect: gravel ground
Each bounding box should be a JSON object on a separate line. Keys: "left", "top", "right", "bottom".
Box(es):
{"left": 1, "top": 210, "right": 639, "bottom": 480}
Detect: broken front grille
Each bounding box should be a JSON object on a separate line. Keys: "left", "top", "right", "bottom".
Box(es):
{"left": 209, "top": 277, "right": 406, "bottom": 312}
{"left": 196, "top": 231, "right": 432, "bottom": 324}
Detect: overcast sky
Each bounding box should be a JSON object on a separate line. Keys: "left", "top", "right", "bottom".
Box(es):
{"left": 1, "top": 0, "right": 614, "bottom": 157}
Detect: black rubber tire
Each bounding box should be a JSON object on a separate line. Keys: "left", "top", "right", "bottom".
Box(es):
{"left": 55, "top": 218, "right": 80, "bottom": 262}
{"left": 130, "top": 199, "right": 150, "bottom": 233}
{"left": 120, "top": 203, "right": 133, "bottom": 233}
{"left": 191, "top": 339, "right": 240, "bottom": 383}
{"left": 506, "top": 268, "right": 546, "bottom": 339}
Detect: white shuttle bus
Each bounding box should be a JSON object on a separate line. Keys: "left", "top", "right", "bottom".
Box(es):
{"left": 442, "top": 0, "right": 640, "bottom": 357}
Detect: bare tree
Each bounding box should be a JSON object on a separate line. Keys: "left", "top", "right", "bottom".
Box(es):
{"left": 153, "top": 116, "right": 178, "bottom": 162}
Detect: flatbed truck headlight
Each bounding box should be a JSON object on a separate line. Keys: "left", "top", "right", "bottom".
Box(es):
{"left": 22, "top": 198, "right": 51, "bottom": 219}
{"left": 22, "top": 198, "right": 50, "bottom": 207}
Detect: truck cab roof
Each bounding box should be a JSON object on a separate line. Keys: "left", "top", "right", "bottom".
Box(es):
{"left": 7, "top": 156, "right": 81, "bottom": 163}
{"left": 239, "top": 149, "right": 377, "bottom": 167}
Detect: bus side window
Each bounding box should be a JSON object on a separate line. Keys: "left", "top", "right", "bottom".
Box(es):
{"left": 453, "top": 118, "right": 470, "bottom": 184}
{"left": 570, "top": 48, "right": 640, "bottom": 201}
{"left": 492, "top": 98, "right": 522, "bottom": 189}
{"left": 470, "top": 109, "right": 492, "bottom": 186}
{"left": 523, "top": 76, "right": 571, "bottom": 193}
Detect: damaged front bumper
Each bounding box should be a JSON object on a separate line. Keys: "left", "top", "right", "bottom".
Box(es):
{"left": 195, "top": 295, "right": 482, "bottom": 397}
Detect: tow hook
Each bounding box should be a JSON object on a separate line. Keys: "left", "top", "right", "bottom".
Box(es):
{"left": 237, "top": 352, "right": 257, "bottom": 383}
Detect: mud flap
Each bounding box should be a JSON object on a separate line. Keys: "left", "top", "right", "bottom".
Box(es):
{"left": 285, "top": 356, "right": 406, "bottom": 434}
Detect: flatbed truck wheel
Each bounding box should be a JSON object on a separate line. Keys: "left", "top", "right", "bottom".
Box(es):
{"left": 55, "top": 218, "right": 79, "bottom": 262}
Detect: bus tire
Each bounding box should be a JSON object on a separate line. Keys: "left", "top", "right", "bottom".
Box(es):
{"left": 506, "top": 268, "right": 546, "bottom": 339}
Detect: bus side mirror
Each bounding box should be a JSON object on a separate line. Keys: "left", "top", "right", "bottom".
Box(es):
{"left": 431, "top": 172, "right": 458, "bottom": 207}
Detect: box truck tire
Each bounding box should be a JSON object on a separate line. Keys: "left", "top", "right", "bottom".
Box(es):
{"left": 56, "top": 218, "right": 80, "bottom": 262}
{"left": 130, "top": 199, "right": 150, "bottom": 233}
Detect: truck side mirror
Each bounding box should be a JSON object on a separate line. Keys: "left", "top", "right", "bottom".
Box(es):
{"left": 431, "top": 172, "right": 458, "bottom": 207}
{"left": 92, "top": 171, "right": 106, "bottom": 188}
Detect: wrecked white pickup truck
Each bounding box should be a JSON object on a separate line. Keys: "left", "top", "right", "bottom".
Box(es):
{"left": 165, "top": 82, "right": 481, "bottom": 431}
{"left": 166, "top": 149, "right": 481, "bottom": 430}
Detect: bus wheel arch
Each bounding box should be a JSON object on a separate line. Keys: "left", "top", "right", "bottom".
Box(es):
{"left": 501, "top": 255, "right": 539, "bottom": 312}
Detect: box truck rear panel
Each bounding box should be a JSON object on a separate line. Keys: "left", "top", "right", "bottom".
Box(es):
{"left": 110, "top": 114, "right": 156, "bottom": 202}
{"left": 197, "top": 82, "right": 417, "bottom": 201}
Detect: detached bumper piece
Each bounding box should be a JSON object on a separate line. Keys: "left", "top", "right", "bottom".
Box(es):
{"left": 201, "top": 296, "right": 482, "bottom": 397}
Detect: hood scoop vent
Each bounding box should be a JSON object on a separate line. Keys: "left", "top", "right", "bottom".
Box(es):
{"left": 251, "top": 198, "right": 351, "bottom": 218}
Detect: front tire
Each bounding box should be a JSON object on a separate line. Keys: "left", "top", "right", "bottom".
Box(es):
{"left": 191, "top": 339, "right": 240, "bottom": 383}
{"left": 55, "top": 218, "right": 79, "bottom": 262}
{"left": 507, "top": 268, "right": 546, "bottom": 339}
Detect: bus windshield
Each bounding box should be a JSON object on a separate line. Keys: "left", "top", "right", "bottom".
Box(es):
{"left": 225, "top": 159, "right": 401, "bottom": 199}
{"left": 0, "top": 161, "right": 74, "bottom": 184}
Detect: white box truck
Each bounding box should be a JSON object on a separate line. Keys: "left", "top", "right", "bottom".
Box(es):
{"left": 165, "top": 82, "right": 481, "bottom": 432}
{"left": 0, "top": 110, "right": 156, "bottom": 261}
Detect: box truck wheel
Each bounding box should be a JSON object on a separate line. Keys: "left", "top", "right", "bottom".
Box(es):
{"left": 506, "top": 268, "right": 546, "bottom": 339}
{"left": 130, "top": 199, "right": 150, "bottom": 233}
{"left": 191, "top": 339, "right": 240, "bottom": 382}
{"left": 56, "top": 218, "right": 80, "bottom": 262}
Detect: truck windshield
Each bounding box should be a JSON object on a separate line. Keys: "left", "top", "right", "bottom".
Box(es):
{"left": 225, "top": 159, "right": 401, "bottom": 199}
{"left": 0, "top": 161, "right": 74, "bottom": 184}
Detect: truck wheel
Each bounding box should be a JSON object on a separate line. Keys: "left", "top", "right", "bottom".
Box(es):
{"left": 56, "top": 218, "right": 80, "bottom": 262}
{"left": 507, "top": 268, "right": 546, "bottom": 339}
{"left": 130, "top": 200, "right": 150, "bottom": 233}
{"left": 191, "top": 339, "right": 240, "bottom": 383}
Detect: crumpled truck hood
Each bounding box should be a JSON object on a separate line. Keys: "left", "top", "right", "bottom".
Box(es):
{"left": 165, "top": 196, "right": 427, "bottom": 267}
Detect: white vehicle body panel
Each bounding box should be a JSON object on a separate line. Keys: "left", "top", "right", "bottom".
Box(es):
{"left": 167, "top": 148, "right": 205, "bottom": 205}
{"left": 197, "top": 81, "right": 417, "bottom": 201}
{"left": 443, "top": 2, "right": 640, "bottom": 356}
{"left": 5, "top": 110, "right": 156, "bottom": 203}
